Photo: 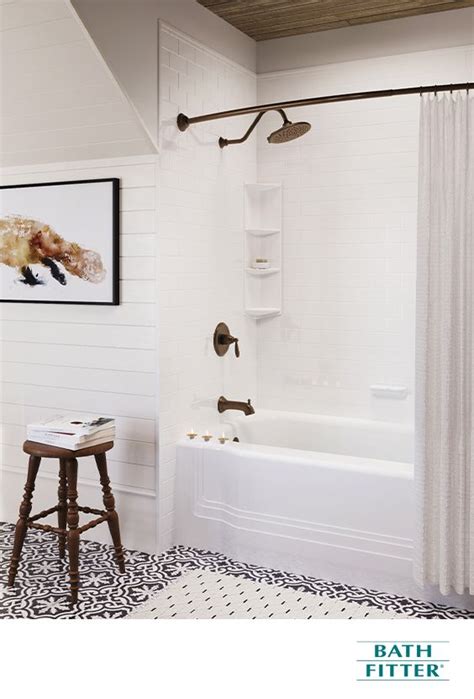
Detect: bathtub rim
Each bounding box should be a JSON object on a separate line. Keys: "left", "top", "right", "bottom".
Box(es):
{"left": 178, "top": 438, "right": 413, "bottom": 480}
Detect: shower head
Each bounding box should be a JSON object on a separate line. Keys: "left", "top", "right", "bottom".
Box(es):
{"left": 267, "top": 115, "right": 311, "bottom": 144}
{"left": 217, "top": 108, "right": 311, "bottom": 148}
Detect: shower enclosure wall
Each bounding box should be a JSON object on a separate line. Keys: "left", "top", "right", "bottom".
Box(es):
{"left": 157, "top": 24, "right": 259, "bottom": 550}
{"left": 162, "top": 24, "right": 473, "bottom": 602}
{"left": 255, "top": 81, "right": 420, "bottom": 425}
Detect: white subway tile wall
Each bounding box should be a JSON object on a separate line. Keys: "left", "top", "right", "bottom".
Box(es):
{"left": 157, "top": 26, "right": 258, "bottom": 549}
{"left": 256, "top": 46, "right": 473, "bottom": 423}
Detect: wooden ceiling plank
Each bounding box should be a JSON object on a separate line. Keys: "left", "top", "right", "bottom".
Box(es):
{"left": 320, "top": 0, "right": 474, "bottom": 22}
{"left": 255, "top": 20, "right": 350, "bottom": 40}
{"left": 197, "top": 0, "right": 474, "bottom": 41}
{"left": 212, "top": 2, "right": 461, "bottom": 35}
{"left": 220, "top": 9, "right": 341, "bottom": 30}
{"left": 199, "top": 0, "right": 469, "bottom": 17}
{"left": 216, "top": 0, "right": 462, "bottom": 25}
{"left": 348, "top": 2, "right": 474, "bottom": 24}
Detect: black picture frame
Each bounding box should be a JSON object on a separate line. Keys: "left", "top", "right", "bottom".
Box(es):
{"left": 0, "top": 177, "right": 120, "bottom": 306}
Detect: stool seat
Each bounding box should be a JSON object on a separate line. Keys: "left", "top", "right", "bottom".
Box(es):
{"left": 23, "top": 440, "right": 114, "bottom": 459}
{"left": 9, "top": 439, "right": 125, "bottom": 603}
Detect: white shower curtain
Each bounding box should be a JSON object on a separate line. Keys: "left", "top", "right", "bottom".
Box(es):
{"left": 416, "top": 93, "right": 474, "bottom": 595}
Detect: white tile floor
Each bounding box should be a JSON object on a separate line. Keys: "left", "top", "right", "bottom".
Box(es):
{"left": 129, "top": 569, "right": 404, "bottom": 619}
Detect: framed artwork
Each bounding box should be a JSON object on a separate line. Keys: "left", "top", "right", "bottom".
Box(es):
{"left": 0, "top": 178, "right": 119, "bottom": 305}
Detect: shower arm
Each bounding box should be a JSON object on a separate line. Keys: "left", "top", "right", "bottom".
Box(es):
{"left": 218, "top": 109, "right": 287, "bottom": 148}
{"left": 177, "top": 81, "right": 474, "bottom": 135}
{"left": 219, "top": 108, "right": 288, "bottom": 148}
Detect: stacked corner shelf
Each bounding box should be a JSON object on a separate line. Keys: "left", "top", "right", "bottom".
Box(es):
{"left": 244, "top": 183, "right": 282, "bottom": 320}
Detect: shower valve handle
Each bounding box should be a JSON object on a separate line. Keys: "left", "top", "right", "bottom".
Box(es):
{"left": 213, "top": 322, "right": 240, "bottom": 358}
{"left": 225, "top": 334, "right": 240, "bottom": 358}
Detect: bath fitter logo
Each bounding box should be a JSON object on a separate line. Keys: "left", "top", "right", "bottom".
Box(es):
{"left": 356, "top": 641, "right": 450, "bottom": 682}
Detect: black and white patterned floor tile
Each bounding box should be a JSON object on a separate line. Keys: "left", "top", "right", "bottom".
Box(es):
{"left": 1, "top": 522, "right": 473, "bottom": 620}
{"left": 0, "top": 522, "right": 182, "bottom": 619}
{"left": 155, "top": 545, "right": 474, "bottom": 620}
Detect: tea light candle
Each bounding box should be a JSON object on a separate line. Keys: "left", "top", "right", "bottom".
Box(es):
{"left": 202, "top": 430, "right": 213, "bottom": 442}
{"left": 218, "top": 433, "right": 229, "bottom": 445}
{"left": 186, "top": 428, "right": 198, "bottom": 440}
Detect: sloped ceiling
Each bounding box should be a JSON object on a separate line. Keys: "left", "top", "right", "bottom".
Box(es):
{"left": 197, "top": 0, "right": 474, "bottom": 41}
{"left": 0, "top": 0, "right": 156, "bottom": 167}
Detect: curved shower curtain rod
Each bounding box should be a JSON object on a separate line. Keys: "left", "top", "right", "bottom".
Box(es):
{"left": 177, "top": 81, "right": 474, "bottom": 144}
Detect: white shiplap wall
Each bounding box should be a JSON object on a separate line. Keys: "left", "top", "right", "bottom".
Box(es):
{"left": 0, "top": 154, "right": 158, "bottom": 552}
{"left": 0, "top": 0, "right": 156, "bottom": 166}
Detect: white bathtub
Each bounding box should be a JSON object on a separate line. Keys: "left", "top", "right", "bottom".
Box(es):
{"left": 176, "top": 410, "right": 416, "bottom": 596}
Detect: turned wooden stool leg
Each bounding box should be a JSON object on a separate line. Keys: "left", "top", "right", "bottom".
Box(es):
{"left": 65, "top": 458, "right": 80, "bottom": 604}
{"left": 57, "top": 459, "right": 67, "bottom": 559}
{"left": 8, "top": 455, "right": 41, "bottom": 586}
{"left": 95, "top": 452, "right": 125, "bottom": 573}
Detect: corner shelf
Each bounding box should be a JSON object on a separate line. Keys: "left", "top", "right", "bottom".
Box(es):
{"left": 245, "top": 267, "right": 280, "bottom": 277}
{"left": 245, "top": 228, "right": 280, "bottom": 237}
{"left": 244, "top": 183, "right": 282, "bottom": 320}
{"left": 246, "top": 307, "right": 281, "bottom": 319}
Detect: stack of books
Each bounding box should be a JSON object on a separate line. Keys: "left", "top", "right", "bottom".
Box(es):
{"left": 27, "top": 415, "right": 115, "bottom": 450}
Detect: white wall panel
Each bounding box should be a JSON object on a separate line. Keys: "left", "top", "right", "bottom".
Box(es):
{"left": 0, "top": 1, "right": 156, "bottom": 166}
{"left": 0, "top": 342, "right": 155, "bottom": 372}
{"left": 0, "top": 155, "right": 158, "bottom": 552}
{"left": 0, "top": 1, "right": 70, "bottom": 31}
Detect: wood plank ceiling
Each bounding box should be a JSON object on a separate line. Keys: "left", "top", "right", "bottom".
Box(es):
{"left": 197, "top": 0, "right": 474, "bottom": 41}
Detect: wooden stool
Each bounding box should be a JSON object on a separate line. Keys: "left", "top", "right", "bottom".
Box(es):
{"left": 8, "top": 441, "right": 125, "bottom": 603}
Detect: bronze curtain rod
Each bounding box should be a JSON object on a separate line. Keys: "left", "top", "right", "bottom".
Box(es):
{"left": 177, "top": 82, "right": 474, "bottom": 133}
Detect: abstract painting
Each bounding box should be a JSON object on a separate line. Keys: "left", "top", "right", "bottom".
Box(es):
{"left": 0, "top": 178, "right": 119, "bottom": 304}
